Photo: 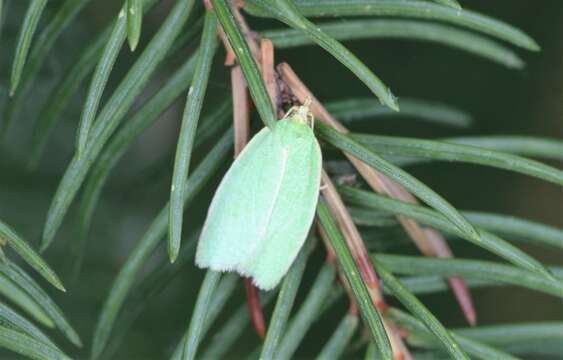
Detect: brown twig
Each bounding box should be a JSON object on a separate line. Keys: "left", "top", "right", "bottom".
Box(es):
{"left": 424, "top": 228, "right": 477, "bottom": 325}
{"left": 378, "top": 176, "right": 476, "bottom": 325}
{"left": 385, "top": 321, "right": 411, "bottom": 360}
{"left": 244, "top": 279, "right": 266, "bottom": 339}
{"left": 277, "top": 62, "right": 476, "bottom": 326}
{"left": 320, "top": 171, "right": 411, "bottom": 360}
{"left": 259, "top": 39, "right": 282, "bottom": 118}
{"left": 232, "top": 66, "right": 250, "bottom": 155}
{"left": 317, "top": 223, "right": 358, "bottom": 315}
{"left": 321, "top": 171, "right": 385, "bottom": 311}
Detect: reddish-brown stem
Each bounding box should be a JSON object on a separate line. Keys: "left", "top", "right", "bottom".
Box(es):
{"left": 321, "top": 170, "right": 385, "bottom": 311}
{"left": 348, "top": 302, "right": 359, "bottom": 316}
{"left": 259, "top": 39, "right": 282, "bottom": 117}
{"left": 384, "top": 320, "right": 411, "bottom": 360}
{"left": 244, "top": 279, "right": 266, "bottom": 339}
{"left": 380, "top": 181, "right": 477, "bottom": 325}
{"left": 424, "top": 228, "right": 477, "bottom": 325}
{"left": 232, "top": 66, "right": 249, "bottom": 155}
{"left": 320, "top": 172, "right": 410, "bottom": 359}
{"left": 317, "top": 223, "right": 359, "bottom": 316}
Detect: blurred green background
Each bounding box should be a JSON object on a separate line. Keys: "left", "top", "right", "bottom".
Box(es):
{"left": 0, "top": 0, "right": 561, "bottom": 358}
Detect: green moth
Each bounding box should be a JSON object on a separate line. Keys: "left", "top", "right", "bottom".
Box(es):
{"left": 196, "top": 103, "right": 322, "bottom": 290}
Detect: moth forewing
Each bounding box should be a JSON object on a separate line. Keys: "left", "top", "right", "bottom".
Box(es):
{"left": 242, "top": 127, "right": 322, "bottom": 289}
{"left": 195, "top": 127, "right": 280, "bottom": 271}
{"left": 195, "top": 106, "right": 322, "bottom": 290}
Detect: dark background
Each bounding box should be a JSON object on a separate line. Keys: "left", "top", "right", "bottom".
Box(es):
{"left": 0, "top": 0, "right": 561, "bottom": 358}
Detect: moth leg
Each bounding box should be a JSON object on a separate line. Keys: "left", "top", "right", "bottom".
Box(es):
{"left": 300, "top": 97, "right": 314, "bottom": 128}
{"left": 307, "top": 112, "right": 315, "bottom": 129}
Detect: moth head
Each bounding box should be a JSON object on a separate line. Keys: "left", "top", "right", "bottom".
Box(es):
{"left": 284, "top": 97, "right": 315, "bottom": 128}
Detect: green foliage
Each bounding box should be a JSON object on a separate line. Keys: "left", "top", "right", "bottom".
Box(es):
{"left": 8, "top": 0, "right": 46, "bottom": 96}
{"left": 0, "top": 0, "right": 561, "bottom": 359}
{"left": 169, "top": 11, "right": 218, "bottom": 261}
